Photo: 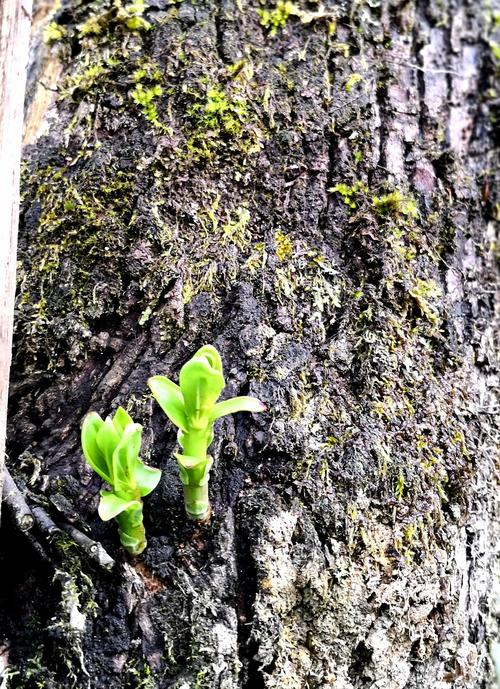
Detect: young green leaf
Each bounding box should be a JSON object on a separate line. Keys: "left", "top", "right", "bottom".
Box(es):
{"left": 81, "top": 412, "right": 112, "bottom": 483}
{"left": 133, "top": 462, "right": 162, "bottom": 497}
{"left": 148, "top": 375, "right": 188, "bottom": 431}
{"left": 194, "top": 345, "right": 223, "bottom": 374}
{"left": 96, "top": 418, "right": 121, "bottom": 470}
{"left": 212, "top": 396, "right": 267, "bottom": 419}
{"left": 81, "top": 407, "right": 161, "bottom": 555}
{"left": 178, "top": 351, "right": 225, "bottom": 427}
{"left": 112, "top": 406, "right": 134, "bottom": 434}
{"left": 98, "top": 491, "right": 140, "bottom": 521}
{"left": 111, "top": 423, "right": 142, "bottom": 493}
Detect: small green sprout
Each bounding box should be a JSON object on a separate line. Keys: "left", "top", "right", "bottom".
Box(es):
{"left": 149, "top": 345, "right": 265, "bottom": 522}
{"left": 81, "top": 407, "right": 161, "bottom": 555}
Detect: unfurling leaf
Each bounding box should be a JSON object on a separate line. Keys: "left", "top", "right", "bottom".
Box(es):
{"left": 133, "top": 462, "right": 162, "bottom": 497}
{"left": 81, "top": 406, "right": 161, "bottom": 555}
{"left": 178, "top": 345, "right": 225, "bottom": 428}
{"left": 98, "top": 492, "right": 140, "bottom": 521}
{"left": 212, "top": 396, "right": 267, "bottom": 419}
{"left": 150, "top": 344, "right": 265, "bottom": 522}
{"left": 148, "top": 376, "right": 188, "bottom": 431}
{"left": 81, "top": 412, "right": 112, "bottom": 483}
{"left": 111, "top": 423, "right": 142, "bottom": 492}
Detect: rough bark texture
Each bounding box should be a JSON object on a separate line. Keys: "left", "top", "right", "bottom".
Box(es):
{"left": 1, "top": 0, "right": 499, "bottom": 688}
{"left": 0, "top": 0, "right": 33, "bottom": 519}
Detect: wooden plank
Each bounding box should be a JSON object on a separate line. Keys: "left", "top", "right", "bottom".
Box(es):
{"left": 0, "top": 0, "right": 33, "bottom": 519}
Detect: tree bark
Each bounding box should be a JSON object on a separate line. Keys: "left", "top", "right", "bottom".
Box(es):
{"left": 1, "top": 0, "right": 499, "bottom": 688}
{"left": 0, "top": 0, "right": 33, "bottom": 525}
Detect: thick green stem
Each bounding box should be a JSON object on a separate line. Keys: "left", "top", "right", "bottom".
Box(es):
{"left": 176, "top": 426, "right": 213, "bottom": 521}
{"left": 181, "top": 427, "right": 208, "bottom": 459}
{"left": 182, "top": 482, "right": 210, "bottom": 521}
{"left": 116, "top": 502, "right": 146, "bottom": 555}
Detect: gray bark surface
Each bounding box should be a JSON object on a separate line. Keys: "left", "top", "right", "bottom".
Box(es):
{"left": 1, "top": 1, "right": 499, "bottom": 688}
{"left": 0, "top": 0, "right": 33, "bottom": 523}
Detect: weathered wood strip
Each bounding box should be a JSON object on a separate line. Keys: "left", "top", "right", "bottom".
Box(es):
{"left": 0, "top": 0, "right": 33, "bottom": 518}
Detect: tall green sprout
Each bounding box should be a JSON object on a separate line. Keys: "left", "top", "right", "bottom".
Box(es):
{"left": 81, "top": 407, "right": 161, "bottom": 555}
{"left": 149, "top": 345, "right": 265, "bottom": 521}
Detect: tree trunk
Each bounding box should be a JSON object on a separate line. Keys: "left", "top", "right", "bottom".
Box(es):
{"left": 1, "top": 0, "right": 498, "bottom": 688}
{"left": 0, "top": 0, "right": 33, "bottom": 523}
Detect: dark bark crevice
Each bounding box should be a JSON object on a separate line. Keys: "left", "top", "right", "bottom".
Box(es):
{"left": 235, "top": 513, "right": 265, "bottom": 689}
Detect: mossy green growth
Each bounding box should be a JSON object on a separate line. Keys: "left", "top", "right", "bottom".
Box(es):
{"left": 409, "top": 278, "right": 441, "bottom": 325}
{"left": 258, "top": 0, "right": 299, "bottom": 35}
{"left": 81, "top": 407, "right": 161, "bottom": 555}
{"left": 131, "top": 84, "right": 163, "bottom": 127}
{"left": 490, "top": 40, "right": 500, "bottom": 60}
{"left": 44, "top": 21, "right": 66, "bottom": 43}
{"left": 275, "top": 230, "right": 293, "bottom": 261}
{"left": 195, "top": 86, "right": 247, "bottom": 134}
{"left": 149, "top": 345, "right": 265, "bottom": 521}
{"left": 223, "top": 206, "right": 251, "bottom": 249}
{"left": 130, "top": 59, "right": 169, "bottom": 128}
{"left": 372, "top": 190, "right": 418, "bottom": 218}
{"left": 329, "top": 181, "right": 368, "bottom": 209}
{"left": 77, "top": 0, "right": 151, "bottom": 37}
{"left": 16, "top": 164, "right": 140, "bottom": 369}
{"left": 185, "top": 84, "right": 262, "bottom": 159}
{"left": 345, "top": 73, "right": 363, "bottom": 93}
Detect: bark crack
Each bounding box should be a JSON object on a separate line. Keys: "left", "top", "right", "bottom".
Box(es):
{"left": 214, "top": 0, "right": 227, "bottom": 65}
{"left": 235, "top": 514, "right": 265, "bottom": 689}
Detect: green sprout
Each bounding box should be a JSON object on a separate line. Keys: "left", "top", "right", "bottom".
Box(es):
{"left": 81, "top": 407, "right": 161, "bottom": 555}
{"left": 148, "top": 345, "right": 265, "bottom": 522}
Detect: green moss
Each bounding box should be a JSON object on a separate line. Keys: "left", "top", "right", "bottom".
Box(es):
{"left": 223, "top": 206, "right": 251, "bottom": 249}
{"left": 395, "top": 473, "right": 405, "bottom": 501}
{"left": 353, "top": 149, "right": 363, "bottom": 164}
{"left": 189, "top": 86, "right": 247, "bottom": 135}
{"left": 194, "top": 669, "right": 208, "bottom": 689}
{"left": 50, "top": 0, "right": 169, "bottom": 139}
{"left": 44, "top": 21, "right": 66, "bottom": 43}
{"left": 125, "top": 660, "right": 156, "bottom": 688}
{"left": 271, "top": 239, "right": 342, "bottom": 320}
{"left": 329, "top": 181, "right": 367, "bottom": 208}
{"left": 275, "top": 231, "right": 293, "bottom": 261}
{"left": 185, "top": 83, "right": 263, "bottom": 160}
{"left": 490, "top": 40, "right": 500, "bottom": 60}
{"left": 174, "top": 198, "right": 258, "bottom": 304}
{"left": 77, "top": 0, "right": 151, "bottom": 37}
{"left": 408, "top": 279, "right": 441, "bottom": 325}
{"left": 131, "top": 83, "right": 163, "bottom": 126}
{"left": 275, "top": 62, "right": 296, "bottom": 93}
{"left": 17, "top": 646, "right": 56, "bottom": 688}
{"left": 372, "top": 190, "right": 418, "bottom": 218}
{"left": 61, "top": 60, "right": 109, "bottom": 99}
{"left": 344, "top": 73, "right": 363, "bottom": 93}
{"left": 258, "top": 0, "right": 299, "bottom": 35}
{"left": 16, "top": 166, "right": 139, "bottom": 368}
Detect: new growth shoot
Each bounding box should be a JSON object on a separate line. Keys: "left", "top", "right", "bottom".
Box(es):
{"left": 81, "top": 407, "right": 161, "bottom": 555}
{"left": 149, "top": 345, "right": 265, "bottom": 522}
